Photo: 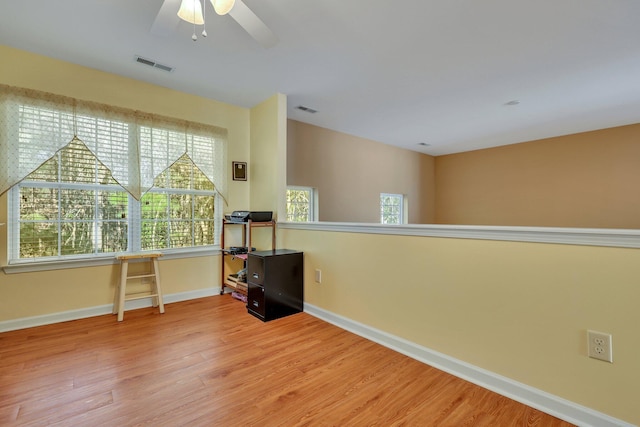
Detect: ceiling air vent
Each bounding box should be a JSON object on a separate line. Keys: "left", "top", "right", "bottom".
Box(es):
{"left": 134, "top": 55, "right": 174, "bottom": 73}
{"left": 295, "top": 105, "right": 318, "bottom": 114}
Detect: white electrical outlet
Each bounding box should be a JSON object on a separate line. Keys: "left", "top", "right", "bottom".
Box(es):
{"left": 314, "top": 269, "right": 322, "bottom": 283}
{"left": 587, "top": 330, "right": 613, "bottom": 363}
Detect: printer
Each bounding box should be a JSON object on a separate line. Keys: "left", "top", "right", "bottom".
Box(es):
{"left": 225, "top": 211, "right": 273, "bottom": 223}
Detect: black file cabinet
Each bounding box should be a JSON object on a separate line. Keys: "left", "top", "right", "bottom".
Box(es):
{"left": 247, "top": 249, "right": 303, "bottom": 321}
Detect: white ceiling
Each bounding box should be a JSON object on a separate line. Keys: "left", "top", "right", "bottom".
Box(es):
{"left": 1, "top": 0, "right": 640, "bottom": 155}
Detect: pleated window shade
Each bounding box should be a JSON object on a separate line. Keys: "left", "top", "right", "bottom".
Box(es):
{"left": 0, "top": 84, "right": 228, "bottom": 202}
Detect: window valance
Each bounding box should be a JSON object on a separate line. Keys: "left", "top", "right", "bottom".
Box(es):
{"left": 0, "top": 84, "right": 228, "bottom": 201}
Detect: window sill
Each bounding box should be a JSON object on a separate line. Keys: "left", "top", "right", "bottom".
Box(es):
{"left": 2, "top": 246, "right": 221, "bottom": 274}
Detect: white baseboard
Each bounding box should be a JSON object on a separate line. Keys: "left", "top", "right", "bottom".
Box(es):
{"left": 304, "top": 303, "right": 634, "bottom": 427}
{"left": 0, "top": 287, "right": 220, "bottom": 333}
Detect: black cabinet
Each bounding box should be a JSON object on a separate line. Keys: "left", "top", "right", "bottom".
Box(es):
{"left": 247, "top": 249, "right": 303, "bottom": 321}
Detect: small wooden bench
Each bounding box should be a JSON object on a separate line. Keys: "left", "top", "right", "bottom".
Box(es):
{"left": 113, "top": 253, "right": 164, "bottom": 321}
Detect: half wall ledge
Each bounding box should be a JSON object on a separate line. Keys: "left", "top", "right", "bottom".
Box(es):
{"left": 279, "top": 222, "right": 640, "bottom": 249}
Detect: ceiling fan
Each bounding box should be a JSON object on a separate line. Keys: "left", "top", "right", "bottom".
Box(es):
{"left": 151, "top": 0, "right": 278, "bottom": 48}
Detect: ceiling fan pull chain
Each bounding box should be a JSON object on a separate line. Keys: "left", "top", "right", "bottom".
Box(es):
{"left": 202, "top": 0, "right": 208, "bottom": 37}
{"left": 192, "top": 0, "right": 198, "bottom": 40}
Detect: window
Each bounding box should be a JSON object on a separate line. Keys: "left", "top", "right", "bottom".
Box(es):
{"left": 10, "top": 143, "right": 217, "bottom": 260}
{"left": 2, "top": 85, "right": 226, "bottom": 263}
{"left": 139, "top": 155, "right": 216, "bottom": 251}
{"left": 286, "top": 186, "right": 316, "bottom": 222}
{"left": 380, "top": 193, "right": 405, "bottom": 224}
{"left": 15, "top": 139, "right": 129, "bottom": 258}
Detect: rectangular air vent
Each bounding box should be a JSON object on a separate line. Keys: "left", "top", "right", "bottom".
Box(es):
{"left": 134, "top": 55, "right": 174, "bottom": 73}
{"left": 295, "top": 105, "right": 318, "bottom": 114}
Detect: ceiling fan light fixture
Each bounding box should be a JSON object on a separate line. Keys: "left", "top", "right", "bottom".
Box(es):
{"left": 178, "top": 0, "right": 205, "bottom": 24}
{"left": 211, "top": 0, "right": 236, "bottom": 15}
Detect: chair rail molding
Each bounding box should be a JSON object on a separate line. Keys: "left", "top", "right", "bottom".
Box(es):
{"left": 279, "top": 221, "right": 640, "bottom": 249}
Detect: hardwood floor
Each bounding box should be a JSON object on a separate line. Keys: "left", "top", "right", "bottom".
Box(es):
{"left": 0, "top": 296, "right": 574, "bottom": 426}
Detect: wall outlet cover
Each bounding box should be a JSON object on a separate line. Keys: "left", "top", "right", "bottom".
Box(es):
{"left": 587, "top": 330, "right": 613, "bottom": 363}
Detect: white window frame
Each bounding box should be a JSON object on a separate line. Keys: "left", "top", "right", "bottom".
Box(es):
{"left": 135, "top": 187, "right": 220, "bottom": 252}
{"left": 380, "top": 193, "right": 406, "bottom": 225}
{"left": 286, "top": 186, "right": 318, "bottom": 222}
{"left": 7, "top": 143, "right": 221, "bottom": 266}
{"left": 8, "top": 181, "right": 127, "bottom": 263}
{"left": 8, "top": 183, "right": 220, "bottom": 264}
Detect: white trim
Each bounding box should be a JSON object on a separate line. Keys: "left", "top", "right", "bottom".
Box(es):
{"left": 2, "top": 248, "right": 220, "bottom": 274}
{"left": 304, "top": 303, "right": 634, "bottom": 427}
{"left": 0, "top": 287, "right": 220, "bottom": 333}
{"left": 280, "top": 221, "right": 640, "bottom": 249}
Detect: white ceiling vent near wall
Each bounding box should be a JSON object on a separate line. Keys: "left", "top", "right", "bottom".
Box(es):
{"left": 134, "top": 55, "right": 174, "bottom": 72}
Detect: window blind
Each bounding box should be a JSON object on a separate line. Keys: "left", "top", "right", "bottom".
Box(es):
{"left": 0, "top": 84, "right": 228, "bottom": 202}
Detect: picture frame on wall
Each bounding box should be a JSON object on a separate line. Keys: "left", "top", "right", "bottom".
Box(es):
{"left": 232, "top": 161, "right": 247, "bottom": 181}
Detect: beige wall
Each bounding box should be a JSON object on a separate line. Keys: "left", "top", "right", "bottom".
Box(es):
{"left": 287, "top": 120, "right": 435, "bottom": 223}
{"left": 435, "top": 124, "right": 640, "bottom": 228}
{"left": 0, "top": 45, "right": 251, "bottom": 320}
{"left": 280, "top": 227, "right": 640, "bottom": 425}
{"left": 289, "top": 119, "right": 640, "bottom": 229}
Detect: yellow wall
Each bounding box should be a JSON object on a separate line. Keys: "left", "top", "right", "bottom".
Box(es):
{"left": 435, "top": 124, "right": 640, "bottom": 228}
{"left": 0, "top": 45, "right": 250, "bottom": 320}
{"left": 245, "top": 94, "right": 287, "bottom": 250}
{"left": 280, "top": 227, "right": 640, "bottom": 425}
{"left": 287, "top": 120, "right": 436, "bottom": 223}
{"left": 250, "top": 94, "right": 287, "bottom": 220}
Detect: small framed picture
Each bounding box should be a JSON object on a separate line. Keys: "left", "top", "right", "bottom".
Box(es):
{"left": 232, "top": 161, "right": 247, "bottom": 181}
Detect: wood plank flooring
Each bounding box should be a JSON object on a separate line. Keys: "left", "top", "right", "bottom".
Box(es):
{"left": 0, "top": 296, "right": 574, "bottom": 426}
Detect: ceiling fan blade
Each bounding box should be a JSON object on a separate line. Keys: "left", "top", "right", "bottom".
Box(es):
{"left": 228, "top": 0, "right": 279, "bottom": 48}
{"left": 150, "top": 0, "right": 182, "bottom": 37}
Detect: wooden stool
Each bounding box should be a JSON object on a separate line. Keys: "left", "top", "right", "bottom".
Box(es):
{"left": 113, "top": 253, "right": 164, "bottom": 321}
